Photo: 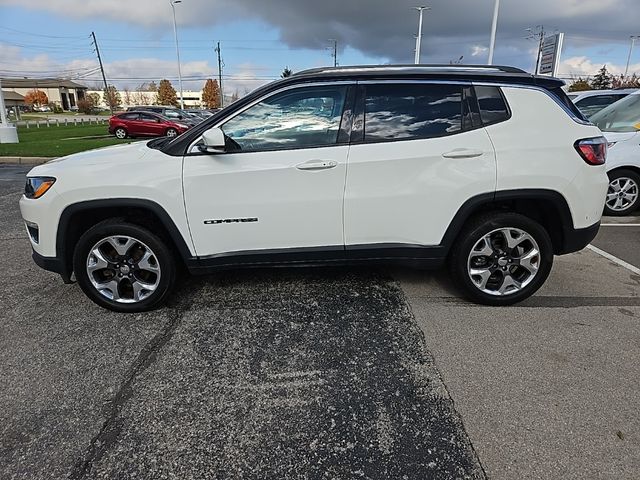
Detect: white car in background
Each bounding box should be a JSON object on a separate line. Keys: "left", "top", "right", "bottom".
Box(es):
{"left": 591, "top": 90, "right": 640, "bottom": 215}
{"left": 568, "top": 89, "right": 637, "bottom": 118}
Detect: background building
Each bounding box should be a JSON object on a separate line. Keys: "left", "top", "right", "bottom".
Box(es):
{"left": 2, "top": 78, "right": 87, "bottom": 111}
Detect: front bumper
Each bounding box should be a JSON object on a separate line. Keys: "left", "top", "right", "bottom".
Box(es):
{"left": 32, "top": 250, "right": 74, "bottom": 283}
{"left": 559, "top": 221, "right": 600, "bottom": 255}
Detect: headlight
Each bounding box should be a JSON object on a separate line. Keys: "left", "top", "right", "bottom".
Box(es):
{"left": 25, "top": 177, "right": 56, "bottom": 199}
{"left": 175, "top": 123, "right": 189, "bottom": 129}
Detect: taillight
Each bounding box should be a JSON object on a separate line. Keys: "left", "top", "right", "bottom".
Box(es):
{"left": 574, "top": 137, "right": 607, "bottom": 165}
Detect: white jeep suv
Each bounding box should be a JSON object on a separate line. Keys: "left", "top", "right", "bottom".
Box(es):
{"left": 20, "top": 65, "right": 608, "bottom": 312}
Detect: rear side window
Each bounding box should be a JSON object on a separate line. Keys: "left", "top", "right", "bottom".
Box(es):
{"left": 119, "top": 113, "right": 139, "bottom": 120}
{"left": 363, "top": 84, "right": 462, "bottom": 142}
{"left": 475, "top": 86, "right": 510, "bottom": 125}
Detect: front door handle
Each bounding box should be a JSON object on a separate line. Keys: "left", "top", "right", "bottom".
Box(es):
{"left": 442, "top": 149, "right": 484, "bottom": 159}
{"left": 296, "top": 160, "right": 338, "bottom": 171}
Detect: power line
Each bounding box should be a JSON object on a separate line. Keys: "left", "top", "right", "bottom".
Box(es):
{"left": 0, "top": 25, "right": 87, "bottom": 39}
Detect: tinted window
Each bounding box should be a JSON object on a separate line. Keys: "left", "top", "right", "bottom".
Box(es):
{"left": 364, "top": 84, "right": 462, "bottom": 142}
{"left": 140, "top": 113, "right": 159, "bottom": 122}
{"left": 119, "top": 113, "right": 139, "bottom": 120}
{"left": 575, "top": 94, "right": 628, "bottom": 118}
{"left": 221, "top": 86, "right": 347, "bottom": 151}
{"left": 576, "top": 95, "right": 619, "bottom": 108}
{"left": 475, "top": 86, "right": 510, "bottom": 125}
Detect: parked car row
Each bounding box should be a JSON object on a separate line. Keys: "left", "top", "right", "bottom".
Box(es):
{"left": 108, "top": 106, "right": 220, "bottom": 139}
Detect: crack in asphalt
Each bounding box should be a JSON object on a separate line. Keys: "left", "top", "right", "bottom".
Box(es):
{"left": 68, "top": 290, "right": 196, "bottom": 480}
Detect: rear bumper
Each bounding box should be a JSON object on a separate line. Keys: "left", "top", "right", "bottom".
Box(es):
{"left": 32, "top": 250, "right": 73, "bottom": 284}
{"left": 559, "top": 221, "right": 600, "bottom": 255}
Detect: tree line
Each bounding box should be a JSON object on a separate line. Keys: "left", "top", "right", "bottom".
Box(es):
{"left": 567, "top": 65, "right": 640, "bottom": 92}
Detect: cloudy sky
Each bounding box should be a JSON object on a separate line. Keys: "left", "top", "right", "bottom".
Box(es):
{"left": 1, "top": 0, "right": 639, "bottom": 94}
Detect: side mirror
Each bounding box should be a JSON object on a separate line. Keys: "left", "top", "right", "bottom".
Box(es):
{"left": 199, "top": 127, "right": 226, "bottom": 153}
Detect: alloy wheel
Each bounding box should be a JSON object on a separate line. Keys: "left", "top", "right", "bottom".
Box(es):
{"left": 467, "top": 227, "right": 540, "bottom": 296}
{"left": 115, "top": 128, "right": 127, "bottom": 139}
{"left": 606, "top": 177, "right": 639, "bottom": 213}
{"left": 86, "top": 235, "right": 161, "bottom": 303}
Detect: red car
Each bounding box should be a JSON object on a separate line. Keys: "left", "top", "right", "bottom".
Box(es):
{"left": 108, "top": 111, "right": 191, "bottom": 139}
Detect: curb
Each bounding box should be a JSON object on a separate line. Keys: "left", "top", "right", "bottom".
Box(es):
{"left": 0, "top": 157, "right": 54, "bottom": 165}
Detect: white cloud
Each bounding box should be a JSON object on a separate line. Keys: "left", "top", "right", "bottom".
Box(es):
{"left": 559, "top": 56, "right": 640, "bottom": 77}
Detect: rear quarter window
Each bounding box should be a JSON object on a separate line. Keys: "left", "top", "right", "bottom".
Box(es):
{"left": 474, "top": 86, "right": 510, "bottom": 126}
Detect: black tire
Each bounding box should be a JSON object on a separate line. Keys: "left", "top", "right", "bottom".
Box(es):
{"left": 603, "top": 169, "right": 640, "bottom": 217}
{"left": 73, "top": 220, "right": 176, "bottom": 313}
{"left": 166, "top": 128, "right": 178, "bottom": 137}
{"left": 114, "top": 127, "right": 128, "bottom": 139}
{"left": 448, "top": 212, "right": 553, "bottom": 306}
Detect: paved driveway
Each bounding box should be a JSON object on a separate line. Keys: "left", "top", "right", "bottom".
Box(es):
{"left": 1, "top": 165, "right": 638, "bottom": 479}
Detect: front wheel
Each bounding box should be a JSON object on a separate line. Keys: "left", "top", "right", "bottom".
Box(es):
{"left": 166, "top": 128, "right": 178, "bottom": 137}
{"left": 448, "top": 213, "right": 553, "bottom": 306}
{"left": 604, "top": 169, "right": 640, "bottom": 216}
{"left": 73, "top": 220, "right": 176, "bottom": 312}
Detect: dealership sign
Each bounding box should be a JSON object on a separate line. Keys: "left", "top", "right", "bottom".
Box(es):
{"left": 538, "top": 33, "right": 564, "bottom": 76}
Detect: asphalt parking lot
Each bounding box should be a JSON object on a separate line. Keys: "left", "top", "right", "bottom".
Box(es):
{"left": 1, "top": 164, "right": 639, "bottom": 479}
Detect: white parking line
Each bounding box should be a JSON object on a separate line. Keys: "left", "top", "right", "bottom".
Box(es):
{"left": 601, "top": 224, "right": 640, "bottom": 227}
{"left": 587, "top": 245, "right": 640, "bottom": 275}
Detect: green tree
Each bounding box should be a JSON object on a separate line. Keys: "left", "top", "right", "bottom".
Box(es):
{"left": 281, "top": 66, "right": 293, "bottom": 78}
{"left": 157, "top": 79, "right": 178, "bottom": 106}
{"left": 568, "top": 78, "right": 592, "bottom": 92}
{"left": 591, "top": 65, "right": 613, "bottom": 90}
{"left": 103, "top": 85, "right": 122, "bottom": 110}
{"left": 201, "top": 78, "right": 221, "bottom": 108}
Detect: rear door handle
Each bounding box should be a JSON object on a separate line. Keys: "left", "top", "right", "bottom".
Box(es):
{"left": 296, "top": 160, "right": 338, "bottom": 171}
{"left": 442, "top": 149, "right": 484, "bottom": 159}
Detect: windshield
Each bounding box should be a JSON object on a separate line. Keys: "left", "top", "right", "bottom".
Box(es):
{"left": 591, "top": 93, "right": 640, "bottom": 132}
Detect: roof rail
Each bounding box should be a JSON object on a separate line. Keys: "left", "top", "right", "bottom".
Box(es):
{"left": 293, "top": 64, "right": 528, "bottom": 76}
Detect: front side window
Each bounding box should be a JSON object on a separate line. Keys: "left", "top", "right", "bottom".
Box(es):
{"left": 221, "top": 86, "right": 347, "bottom": 151}
{"left": 363, "top": 84, "right": 463, "bottom": 142}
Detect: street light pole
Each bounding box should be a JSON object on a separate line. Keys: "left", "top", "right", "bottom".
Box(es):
{"left": 170, "top": 0, "right": 185, "bottom": 109}
{"left": 487, "top": 0, "right": 500, "bottom": 65}
{"left": 624, "top": 36, "right": 639, "bottom": 78}
{"left": 413, "top": 6, "right": 430, "bottom": 64}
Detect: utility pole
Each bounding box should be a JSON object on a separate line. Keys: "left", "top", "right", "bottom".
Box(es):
{"left": 526, "top": 26, "right": 545, "bottom": 74}
{"left": 215, "top": 42, "right": 224, "bottom": 108}
{"left": 625, "top": 36, "right": 639, "bottom": 78}
{"left": 91, "top": 31, "right": 111, "bottom": 114}
{"left": 329, "top": 39, "right": 338, "bottom": 67}
{"left": 413, "top": 6, "right": 430, "bottom": 64}
{"left": 488, "top": 0, "right": 500, "bottom": 65}
{"left": 169, "top": 0, "right": 184, "bottom": 109}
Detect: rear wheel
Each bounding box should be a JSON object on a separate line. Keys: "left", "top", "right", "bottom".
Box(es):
{"left": 166, "top": 128, "right": 178, "bottom": 137}
{"left": 604, "top": 169, "right": 640, "bottom": 216}
{"left": 448, "top": 212, "right": 553, "bottom": 306}
{"left": 114, "top": 127, "right": 127, "bottom": 139}
{"left": 73, "top": 220, "right": 176, "bottom": 312}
